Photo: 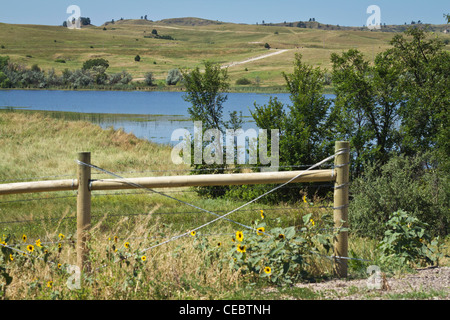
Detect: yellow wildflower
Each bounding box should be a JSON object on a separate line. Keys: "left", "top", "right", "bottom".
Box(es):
{"left": 236, "top": 231, "right": 244, "bottom": 242}
{"left": 27, "top": 245, "right": 34, "bottom": 252}
{"left": 36, "top": 239, "right": 42, "bottom": 247}
{"left": 260, "top": 210, "right": 265, "bottom": 219}
{"left": 237, "top": 244, "right": 246, "bottom": 253}
{"left": 256, "top": 227, "right": 265, "bottom": 236}
{"left": 141, "top": 256, "right": 147, "bottom": 262}
{"left": 310, "top": 219, "right": 315, "bottom": 226}
{"left": 264, "top": 266, "right": 271, "bottom": 274}
{"left": 22, "top": 234, "right": 27, "bottom": 242}
{"left": 190, "top": 230, "right": 196, "bottom": 237}
{"left": 124, "top": 242, "right": 130, "bottom": 249}
{"left": 47, "top": 281, "right": 53, "bottom": 288}
{"left": 58, "top": 233, "right": 65, "bottom": 240}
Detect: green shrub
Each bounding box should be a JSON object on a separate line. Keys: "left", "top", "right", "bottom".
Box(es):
{"left": 144, "top": 72, "right": 155, "bottom": 86}
{"left": 235, "top": 77, "right": 252, "bottom": 85}
{"left": 377, "top": 210, "right": 435, "bottom": 268}
{"left": 349, "top": 152, "right": 449, "bottom": 239}
{"left": 166, "top": 68, "right": 182, "bottom": 85}
{"left": 0, "top": 71, "right": 11, "bottom": 88}
{"left": 155, "top": 34, "right": 174, "bottom": 40}
{"left": 82, "top": 58, "right": 109, "bottom": 70}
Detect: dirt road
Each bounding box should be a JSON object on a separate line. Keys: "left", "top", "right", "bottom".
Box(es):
{"left": 221, "top": 49, "right": 290, "bottom": 69}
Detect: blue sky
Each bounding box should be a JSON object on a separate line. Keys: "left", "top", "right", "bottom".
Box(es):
{"left": 0, "top": 0, "right": 448, "bottom": 26}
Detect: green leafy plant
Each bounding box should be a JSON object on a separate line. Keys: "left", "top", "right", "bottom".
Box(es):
{"left": 377, "top": 210, "right": 435, "bottom": 268}
{"left": 215, "top": 211, "right": 336, "bottom": 285}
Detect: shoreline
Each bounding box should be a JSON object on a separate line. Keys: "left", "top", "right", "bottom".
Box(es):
{"left": 0, "top": 85, "right": 335, "bottom": 95}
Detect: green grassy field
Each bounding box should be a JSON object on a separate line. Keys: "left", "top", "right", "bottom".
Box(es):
{"left": 2, "top": 19, "right": 448, "bottom": 89}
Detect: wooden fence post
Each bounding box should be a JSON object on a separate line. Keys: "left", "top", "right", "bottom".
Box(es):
{"left": 77, "top": 152, "right": 91, "bottom": 272}
{"left": 333, "top": 141, "right": 350, "bottom": 278}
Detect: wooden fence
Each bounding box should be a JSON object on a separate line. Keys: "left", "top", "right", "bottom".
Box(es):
{"left": 0, "top": 141, "right": 350, "bottom": 277}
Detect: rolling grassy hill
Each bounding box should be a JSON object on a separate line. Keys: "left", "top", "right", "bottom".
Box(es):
{"left": 0, "top": 17, "right": 448, "bottom": 88}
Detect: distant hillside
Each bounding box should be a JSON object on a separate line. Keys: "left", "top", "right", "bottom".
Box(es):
{"left": 157, "top": 17, "right": 225, "bottom": 26}
{"left": 264, "top": 20, "right": 450, "bottom": 33}
{"left": 103, "top": 17, "right": 225, "bottom": 27}
{"left": 103, "top": 17, "right": 449, "bottom": 33}
{"left": 1, "top": 18, "right": 448, "bottom": 90}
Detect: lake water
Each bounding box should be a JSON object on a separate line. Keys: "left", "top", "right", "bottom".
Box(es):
{"left": 0, "top": 89, "right": 334, "bottom": 145}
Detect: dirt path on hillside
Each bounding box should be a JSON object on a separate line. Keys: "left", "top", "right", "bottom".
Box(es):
{"left": 132, "top": 49, "right": 291, "bottom": 82}
{"left": 220, "top": 49, "right": 290, "bottom": 69}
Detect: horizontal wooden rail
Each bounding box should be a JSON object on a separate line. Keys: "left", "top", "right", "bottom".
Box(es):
{"left": 0, "top": 169, "right": 335, "bottom": 195}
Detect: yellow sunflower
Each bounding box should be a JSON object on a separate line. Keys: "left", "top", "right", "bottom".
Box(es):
{"left": 141, "top": 256, "right": 147, "bottom": 262}
{"left": 124, "top": 242, "right": 130, "bottom": 249}
{"left": 260, "top": 210, "right": 265, "bottom": 219}
{"left": 264, "top": 266, "right": 271, "bottom": 274}
{"left": 22, "top": 234, "right": 27, "bottom": 242}
{"left": 236, "top": 231, "right": 244, "bottom": 242}
{"left": 237, "top": 244, "right": 246, "bottom": 253}
{"left": 47, "top": 281, "right": 53, "bottom": 288}
{"left": 256, "top": 227, "right": 265, "bottom": 236}
{"left": 26, "top": 245, "right": 34, "bottom": 252}
{"left": 58, "top": 233, "right": 65, "bottom": 240}
{"left": 35, "top": 239, "right": 42, "bottom": 247}
{"left": 190, "top": 230, "right": 196, "bottom": 237}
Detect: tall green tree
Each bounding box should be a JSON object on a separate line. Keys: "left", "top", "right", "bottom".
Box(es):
{"left": 330, "top": 48, "right": 403, "bottom": 176}
{"left": 252, "top": 54, "right": 332, "bottom": 170}
{"left": 180, "top": 61, "right": 233, "bottom": 197}
{"left": 246, "top": 54, "right": 332, "bottom": 202}
{"left": 280, "top": 53, "right": 333, "bottom": 167}
{"left": 181, "top": 61, "right": 230, "bottom": 131}
{"left": 387, "top": 28, "right": 449, "bottom": 166}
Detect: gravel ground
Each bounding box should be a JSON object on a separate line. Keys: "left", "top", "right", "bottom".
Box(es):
{"left": 294, "top": 267, "right": 450, "bottom": 300}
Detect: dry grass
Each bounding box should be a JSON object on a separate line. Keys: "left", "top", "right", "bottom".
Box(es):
{"left": 0, "top": 111, "right": 182, "bottom": 181}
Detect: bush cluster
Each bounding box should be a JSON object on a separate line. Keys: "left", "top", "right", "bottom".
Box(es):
{"left": 0, "top": 57, "right": 133, "bottom": 89}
